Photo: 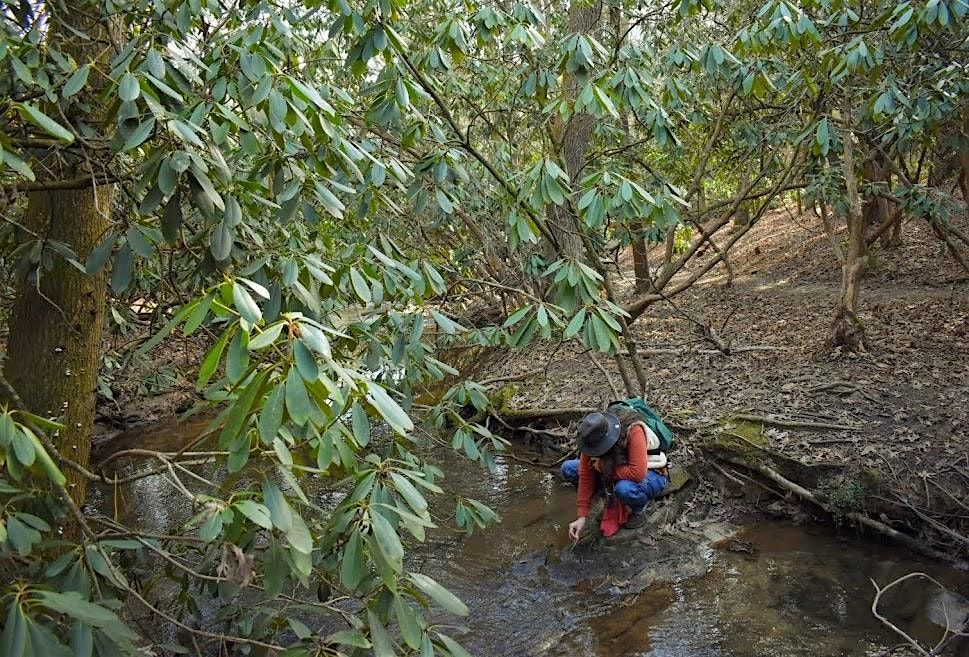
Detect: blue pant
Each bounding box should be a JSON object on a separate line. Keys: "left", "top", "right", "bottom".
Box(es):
{"left": 561, "top": 459, "right": 668, "bottom": 514}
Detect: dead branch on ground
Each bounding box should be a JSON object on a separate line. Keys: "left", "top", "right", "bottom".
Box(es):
{"left": 730, "top": 412, "right": 864, "bottom": 431}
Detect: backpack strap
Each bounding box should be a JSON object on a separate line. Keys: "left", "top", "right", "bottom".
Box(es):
{"left": 629, "top": 421, "right": 660, "bottom": 451}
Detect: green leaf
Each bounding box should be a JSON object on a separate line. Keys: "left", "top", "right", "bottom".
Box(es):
{"left": 235, "top": 500, "right": 273, "bottom": 529}
{"left": 349, "top": 267, "right": 372, "bottom": 303}
{"left": 369, "top": 510, "right": 403, "bottom": 573}
{"left": 395, "top": 596, "right": 423, "bottom": 650}
{"left": 182, "top": 293, "right": 213, "bottom": 335}
{"left": 17, "top": 103, "right": 74, "bottom": 143}
{"left": 262, "top": 480, "right": 292, "bottom": 532}
{"left": 367, "top": 383, "right": 413, "bottom": 435}
{"left": 21, "top": 426, "right": 66, "bottom": 486}
{"left": 257, "top": 384, "right": 285, "bottom": 444}
{"left": 34, "top": 591, "right": 121, "bottom": 626}
{"left": 26, "top": 620, "right": 71, "bottom": 657}
{"left": 210, "top": 222, "right": 233, "bottom": 261}
{"left": 435, "top": 189, "right": 454, "bottom": 214}
{"left": 390, "top": 472, "right": 428, "bottom": 513}
{"left": 286, "top": 511, "right": 313, "bottom": 554}
{"left": 408, "top": 572, "right": 468, "bottom": 616}
{"left": 351, "top": 402, "right": 371, "bottom": 446}
{"left": 0, "top": 603, "right": 27, "bottom": 657}
{"left": 62, "top": 65, "right": 90, "bottom": 98}
{"left": 432, "top": 310, "right": 463, "bottom": 335}
{"left": 123, "top": 117, "right": 155, "bottom": 151}
{"left": 249, "top": 322, "right": 284, "bottom": 351}
{"left": 232, "top": 282, "right": 262, "bottom": 324}
{"left": 5, "top": 515, "right": 39, "bottom": 556}
{"left": 118, "top": 72, "right": 140, "bottom": 102}
{"left": 436, "top": 633, "right": 473, "bottom": 657}
{"left": 367, "top": 610, "right": 397, "bottom": 657}
{"left": 11, "top": 429, "right": 34, "bottom": 466}
{"left": 564, "top": 307, "right": 586, "bottom": 339}
{"left": 340, "top": 529, "right": 365, "bottom": 590}
{"left": 293, "top": 340, "right": 319, "bottom": 381}
{"left": 327, "top": 628, "right": 371, "bottom": 649}
{"left": 2, "top": 149, "right": 35, "bottom": 181}
{"left": 285, "top": 367, "right": 310, "bottom": 426}
{"left": 110, "top": 243, "right": 133, "bottom": 294}
{"left": 197, "top": 329, "right": 230, "bottom": 389}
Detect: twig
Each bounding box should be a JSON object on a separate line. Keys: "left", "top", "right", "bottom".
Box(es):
{"left": 870, "top": 572, "right": 964, "bottom": 656}
{"left": 585, "top": 351, "right": 623, "bottom": 400}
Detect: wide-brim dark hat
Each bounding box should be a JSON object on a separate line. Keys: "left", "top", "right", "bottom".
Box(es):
{"left": 576, "top": 412, "right": 621, "bottom": 457}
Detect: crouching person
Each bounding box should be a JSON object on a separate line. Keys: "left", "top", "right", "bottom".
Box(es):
{"left": 562, "top": 410, "right": 668, "bottom": 539}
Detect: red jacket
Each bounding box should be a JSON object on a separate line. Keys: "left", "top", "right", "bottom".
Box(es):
{"left": 576, "top": 424, "right": 648, "bottom": 517}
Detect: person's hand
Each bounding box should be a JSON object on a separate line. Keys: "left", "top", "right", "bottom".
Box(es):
{"left": 568, "top": 516, "right": 587, "bottom": 541}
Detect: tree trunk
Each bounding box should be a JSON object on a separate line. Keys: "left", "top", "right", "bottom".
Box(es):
{"left": 545, "top": 0, "right": 602, "bottom": 262}
{"left": 828, "top": 117, "right": 869, "bottom": 352}
{"left": 3, "top": 4, "right": 115, "bottom": 504}
{"left": 6, "top": 190, "right": 111, "bottom": 502}
{"left": 632, "top": 237, "right": 651, "bottom": 292}
{"left": 733, "top": 164, "right": 751, "bottom": 227}
{"left": 960, "top": 112, "right": 969, "bottom": 213}
{"left": 861, "top": 146, "right": 896, "bottom": 248}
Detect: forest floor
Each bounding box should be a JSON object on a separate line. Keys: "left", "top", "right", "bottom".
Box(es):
{"left": 477, "top": 206, "right": 969, "bottom": 557}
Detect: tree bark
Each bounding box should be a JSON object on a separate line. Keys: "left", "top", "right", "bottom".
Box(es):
{"left": 6, "top": 190, "right": 111, "bottom": 503}
{"left": 828, "top": 114, "right": 869, "bottom": 352}
{"left": 861, "top": 145, "right": 897, "bottom": 248}
{"left": 632, "top": 237, "right": 651, "bottom": 292}
{"left": 3, "top": 4, "right": 115, "bottom": 504}
{"left": 545, "top": 0, "right": 603, "bottom": 262}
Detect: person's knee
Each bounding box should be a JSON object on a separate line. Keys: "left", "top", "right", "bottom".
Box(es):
{"left": 645, "top": 472, "right": 668, "bottom": 498}
{"left": 561, "top": 459, "right": 580, "bottom": 483}
{"left": 614, "top": 480, "right": 646, "bottom": 506}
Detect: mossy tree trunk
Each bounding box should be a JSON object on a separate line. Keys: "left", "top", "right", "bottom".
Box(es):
{"left": 5, "top": 190, "right": 112, "bottom": 504}
{"left": 3, "top": 4, "right": 115, "bottom": 504}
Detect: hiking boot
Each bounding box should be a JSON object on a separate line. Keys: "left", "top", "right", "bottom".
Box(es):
{"left": 624, "top": 508, "right": 648, "bottom": 529}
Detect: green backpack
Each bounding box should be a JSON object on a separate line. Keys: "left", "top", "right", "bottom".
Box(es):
{"left": 607, "top": 398, "right": 674, "bottom": 453}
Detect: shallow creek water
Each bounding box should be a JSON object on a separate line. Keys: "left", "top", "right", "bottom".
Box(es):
{"left": 90, "top": 418, "right": 969, "bottom": 657}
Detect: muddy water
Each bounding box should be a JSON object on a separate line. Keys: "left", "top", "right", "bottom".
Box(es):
{"left": 91, "top": 419, "right": 969, "bottom": 657}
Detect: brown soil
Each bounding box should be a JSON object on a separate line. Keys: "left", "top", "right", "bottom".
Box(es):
{"left": 478, "top": 207, "right": 969, "bottom": 557}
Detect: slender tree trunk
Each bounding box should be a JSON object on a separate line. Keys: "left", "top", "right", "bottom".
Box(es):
{"left": 829, "top": 116, "right": 869, "bottom": 352}
{"left": 545, "top": 0, "right": 602, "bottom": 262}
{"left": 3, "top": 4, "right": 115, "bottom": 504}
{"left": 861, "top": 146, "right": 896, "bottom": 248}
{"left": 960, "top": 112, "right": 969, "bottom": 214}
{"left": 632, "top": 238, "right": 651, "bottom": 292}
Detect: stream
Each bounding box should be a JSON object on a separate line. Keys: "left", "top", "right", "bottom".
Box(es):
{"left": 90, "top": 417, "right": 969, "bottom": 657}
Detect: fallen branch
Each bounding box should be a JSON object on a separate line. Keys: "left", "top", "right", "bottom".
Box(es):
{"left": 722, "top": 457, "right": 957, "bottom": 564}
{"left": 730, "top": 413, "right": 864, "bottom": 431}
